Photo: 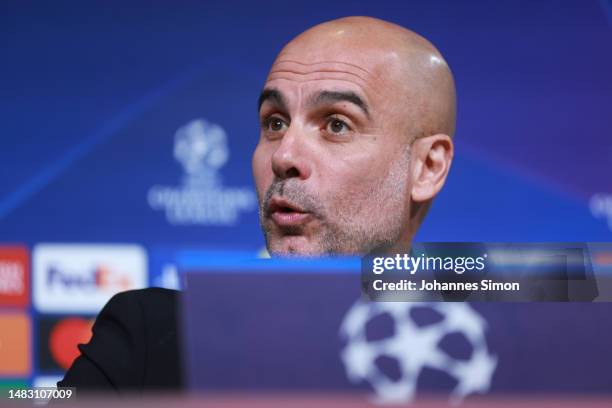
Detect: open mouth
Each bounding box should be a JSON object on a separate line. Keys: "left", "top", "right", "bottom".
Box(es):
{"left": 276, "top": 206, "right": 301, "bottom": 213}
{"left": 267, "top": 197, "right": 312, "bottom": 227}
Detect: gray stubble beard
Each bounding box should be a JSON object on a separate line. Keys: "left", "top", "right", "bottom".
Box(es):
{"left": 259, "top": 150, "right": 411, "bottom": 256}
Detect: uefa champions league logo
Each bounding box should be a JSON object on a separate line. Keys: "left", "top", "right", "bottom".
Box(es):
{"left": 147, "top": 119, "right": 256, "bottom": 226}
{"left": 339, "top": 301, "right": 497, "bottom": 405}
{"left": 174, "top": 119, "right": 229, "bottom": 187}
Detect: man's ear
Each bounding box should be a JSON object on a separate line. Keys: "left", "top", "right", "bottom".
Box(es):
{"left": 410, "top": 134, "right": 454, "bottom": 202}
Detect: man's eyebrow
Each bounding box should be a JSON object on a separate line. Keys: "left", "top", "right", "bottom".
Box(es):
{"left": 311, "top": 90, "right": 370, "bottom": 118}
{"left": 258, "top": 88, "right": 287, "bottom": 112}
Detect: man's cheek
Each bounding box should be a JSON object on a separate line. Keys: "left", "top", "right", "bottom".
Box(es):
{"left": 332, "top": 173, "right": 373, "bottom": 201}
{"left": 252, "top": 157, "right": 272, "bottom": 197}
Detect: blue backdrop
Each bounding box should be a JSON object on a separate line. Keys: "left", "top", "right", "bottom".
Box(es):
{"left": 1, "top": 0, "right": 611, "bottom": 246}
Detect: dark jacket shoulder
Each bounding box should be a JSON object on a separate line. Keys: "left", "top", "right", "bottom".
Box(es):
{"left": 58, "top": 288, "right": 183, "bottom": 393}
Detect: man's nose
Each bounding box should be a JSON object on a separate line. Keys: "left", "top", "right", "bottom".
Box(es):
{"left": 270, "top": 125, "right": 313, "bottom": 180}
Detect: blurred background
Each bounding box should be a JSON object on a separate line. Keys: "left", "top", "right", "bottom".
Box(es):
{"left": 1, "top": 0, "right": 611, "bottom": 400}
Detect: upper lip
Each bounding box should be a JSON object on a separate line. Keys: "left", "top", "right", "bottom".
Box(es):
{"left": 267, "top": 197, "right": 308, "bottom": 215}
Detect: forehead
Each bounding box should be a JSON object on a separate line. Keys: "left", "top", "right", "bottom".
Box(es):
{"left": 264, "top": 46, "right": 402, "bottom": 110}
{"left": 267, "top": 60, "right": 372, "bottom": 97}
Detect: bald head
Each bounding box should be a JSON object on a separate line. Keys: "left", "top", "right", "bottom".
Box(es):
{"left": 253, "top": 16, "right": 456, "bottom": 256}
{"left": 273, "top": 16, "right": 456, "bottom": 140}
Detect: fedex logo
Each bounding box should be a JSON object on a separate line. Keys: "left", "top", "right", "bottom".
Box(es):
{"left": 33, "top": 244, "right": 147, "bottom": 314}
{"left": 46, "top": 265, "right": 132, "bottom": 291}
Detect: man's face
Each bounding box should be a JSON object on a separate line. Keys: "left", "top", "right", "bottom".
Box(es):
{"left": 252, "top": 37, "right": 416, "bottom": 256}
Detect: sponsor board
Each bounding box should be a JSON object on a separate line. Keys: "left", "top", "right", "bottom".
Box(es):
{"left": 32, "top": 375, "right": 63, "bottom": 388}
{"left": 37, "top": 316, "right": 94, "bottom": 372}
{"left": 0, "top": 246, "right": 29, "bottom": 307}
{"left": 0, "top": 313, "right": 31, "bottom": 377}
{"left": 0, "top": 380, "right": 29, "bottom": 396}
{"left": 33, "top": 244, "right": 147, "bottom": 313}
{"left": 149, "top": 247, "right": 182, "bottom": 290}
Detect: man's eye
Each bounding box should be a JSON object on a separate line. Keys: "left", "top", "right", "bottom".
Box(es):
{"left": 326, "top": 118, "right": 350, "bottom": 134}
{"left": 264, "top": 117, "right": 287, "bottom": 132}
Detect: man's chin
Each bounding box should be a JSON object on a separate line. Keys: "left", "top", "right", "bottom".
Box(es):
{"left": 267, "top": 235, "right": 326, "bottom": 257}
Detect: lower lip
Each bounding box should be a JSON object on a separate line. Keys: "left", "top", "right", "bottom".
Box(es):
{"left": 271, "top": 211, "right": 312, "bottom": 227}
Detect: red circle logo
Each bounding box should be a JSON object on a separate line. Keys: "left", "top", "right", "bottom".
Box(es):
{"left": 49, "top": 318, "right": 94, "bottom": 370}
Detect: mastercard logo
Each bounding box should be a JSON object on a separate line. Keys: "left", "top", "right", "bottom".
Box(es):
{"left": 48, "top": 318, "right": 94, "bottom": 370}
